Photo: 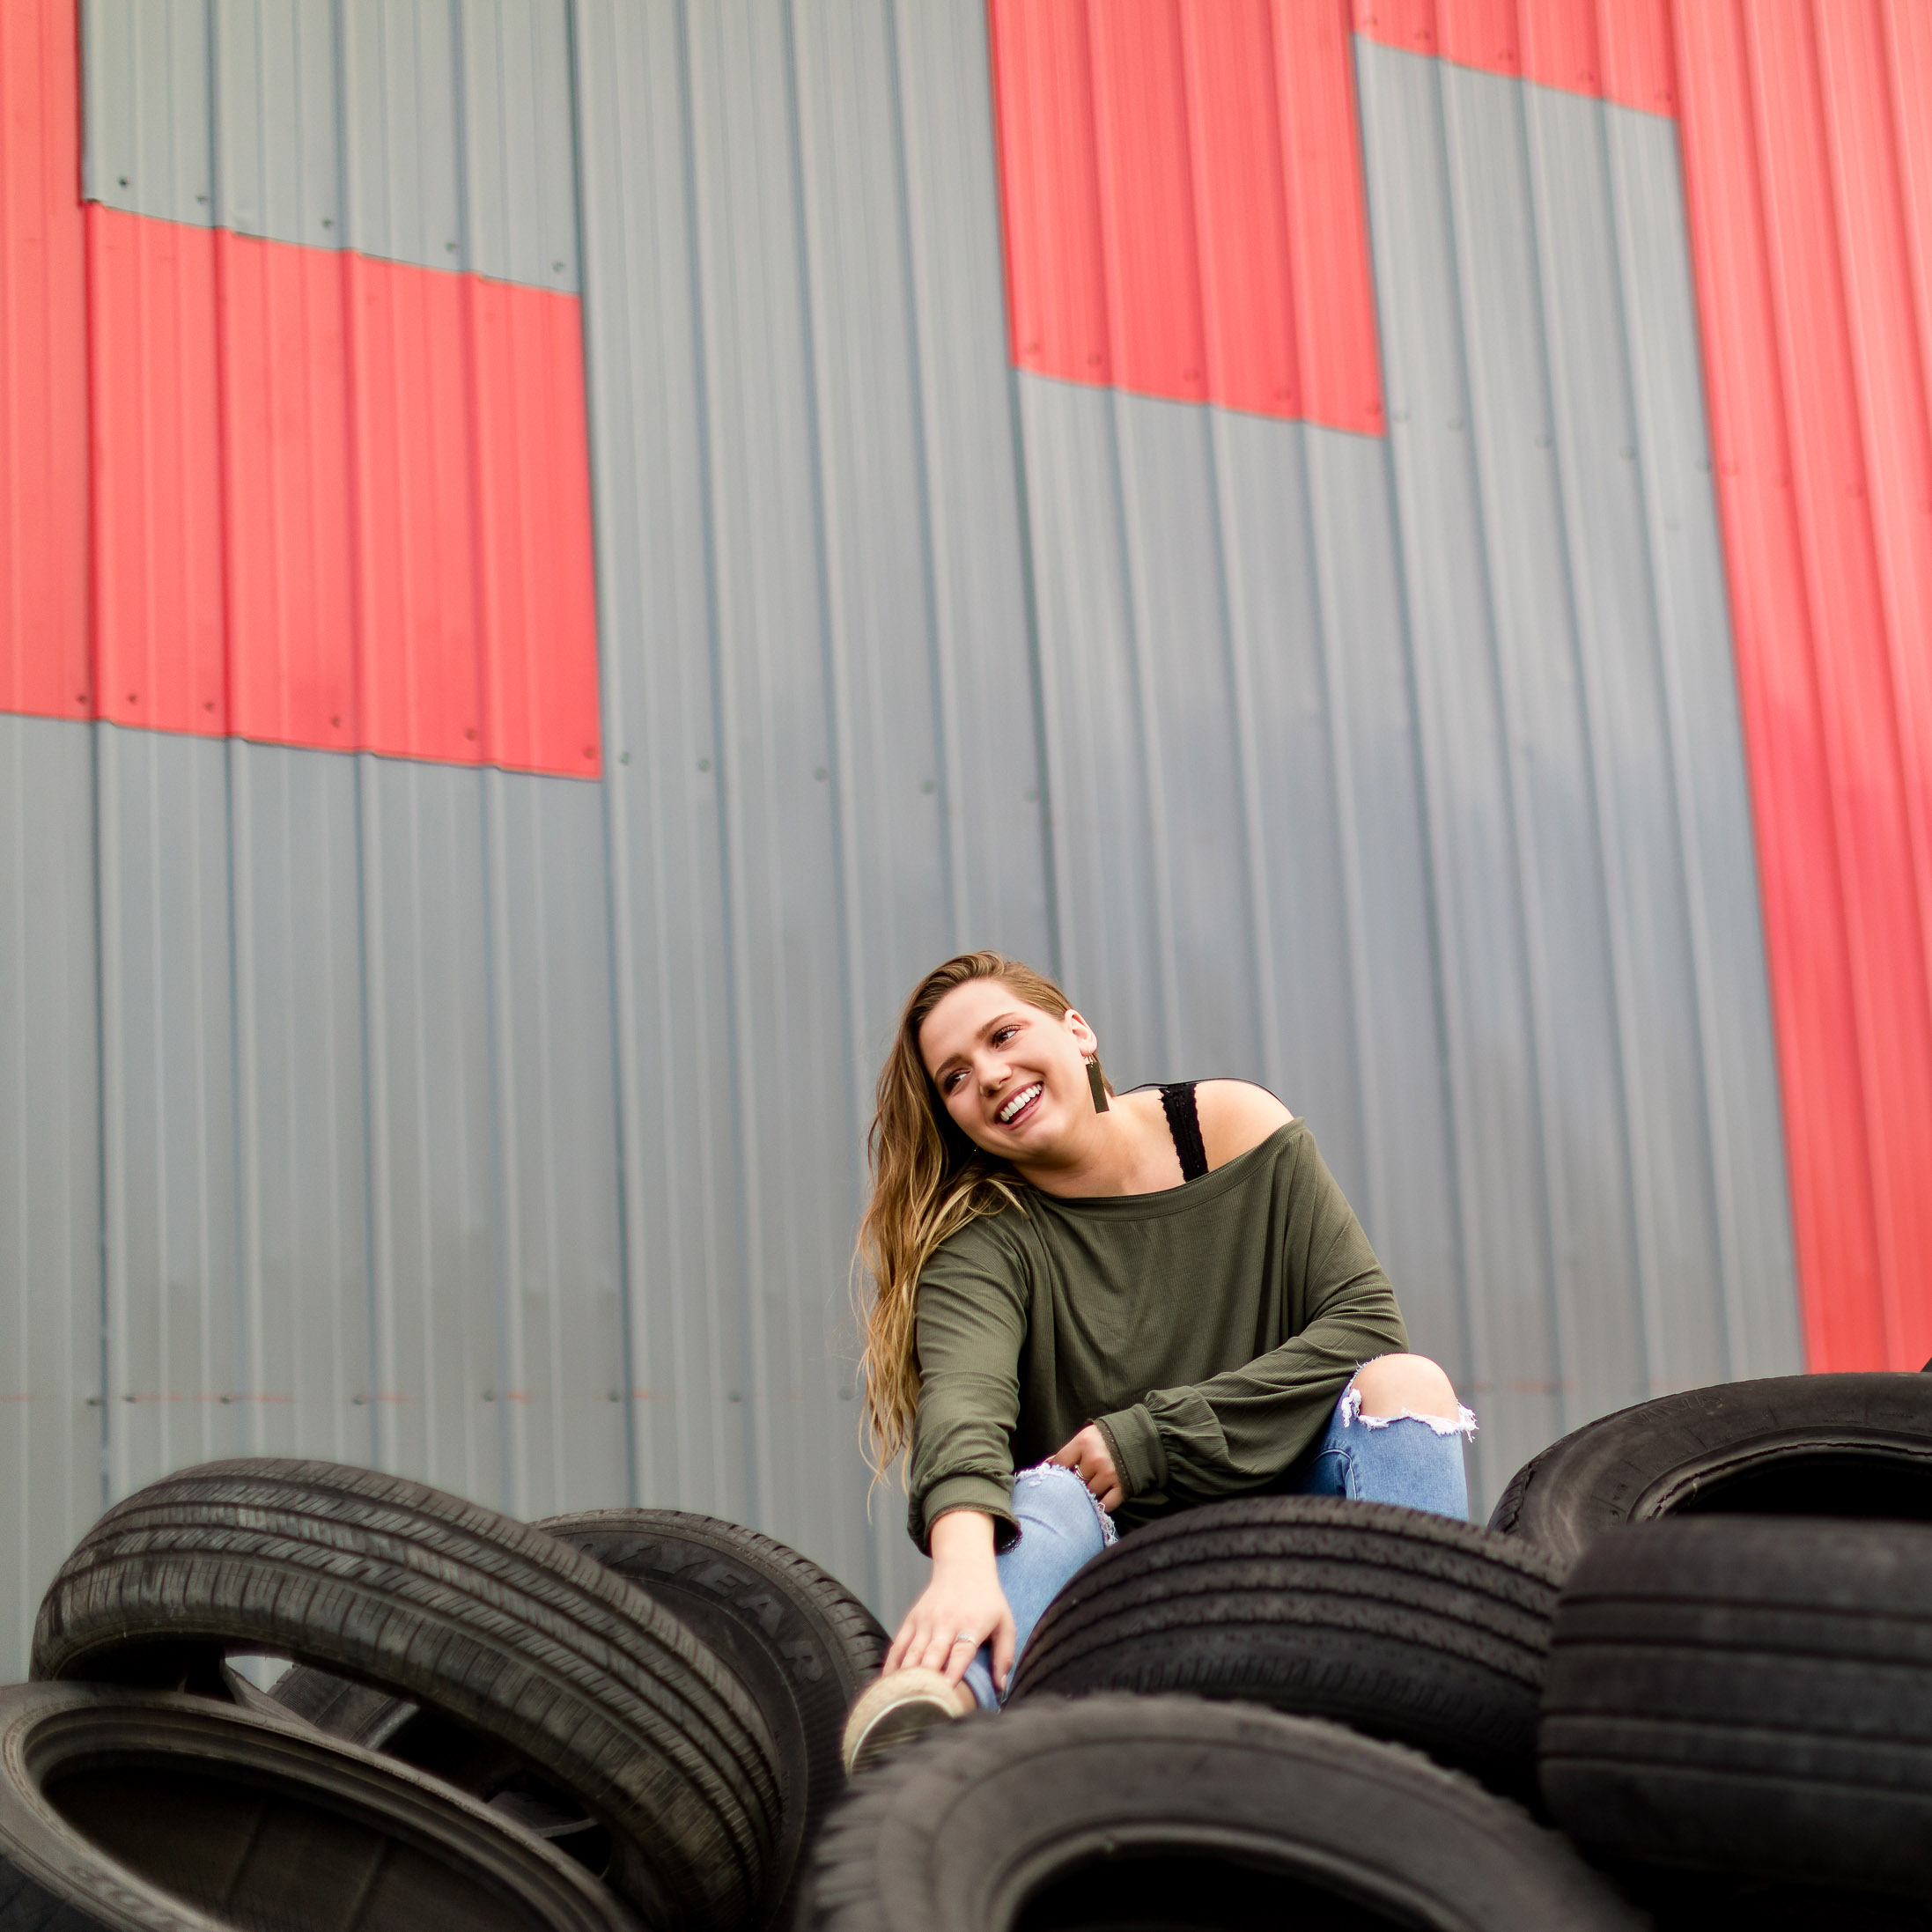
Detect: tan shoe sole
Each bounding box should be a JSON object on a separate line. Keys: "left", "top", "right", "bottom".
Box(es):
{"left": 840, "top": 1666, "right": 969, "bottom": 1776}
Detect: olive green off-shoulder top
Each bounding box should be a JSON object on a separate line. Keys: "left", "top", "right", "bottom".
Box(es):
{"left": 906, "top": 1117, "right": 1408, "bottom": 1551}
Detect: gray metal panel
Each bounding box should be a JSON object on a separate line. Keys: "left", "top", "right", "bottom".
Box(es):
{"left": 484, "top": 769, "right": 627, "bottom": 1519}
{"left": 0, "top": 719, "right": 103, "bottom": 1681}
{"left": 573, "top": 0, "right": 1049, "bottom": 1626}
{"left": 228, "top": 741, "right": 370, "bottom": 1465}
{"left": 85, "top": 0, "right": 577, "bottom": 289}
{"left": 210, "top": 0, "right": 343, "bottom": 246}
{"left": 357, "top": 754, "right": 501, "bottom": 1503}
{"left": 570, "top": 0, "right": 751, "bottom": 1543}
{"left": 338, "top": 0, "right": 462, "bottom": 269}
{"left": 889, "top": 0, "right": 1052, "bottom": 963}
{"left": 455, "top": 0, "right": 578, "bottom": 291}
{"left": 95, "top": 724, "right": 243, "bottom": 1501}
{"left": 83, "top": 0, "right": 215, "bottom": 223}
{"left": 678, "top": 0, "right": 881, "bottom": 1606}
{"left": 1602, "top": 104, "right": 1799, "bottom": 1381}
{"left": 1521, "top": 80, "right": 1726, "bottom": 1392}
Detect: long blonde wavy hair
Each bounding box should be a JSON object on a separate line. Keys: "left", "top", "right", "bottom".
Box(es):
{"left": 854, "top": 951, "right": 1097, "bottom": 1478}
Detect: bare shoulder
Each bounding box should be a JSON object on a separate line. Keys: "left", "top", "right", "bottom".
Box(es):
{"left": 1194, "top": 1080, "right": 1294, "bottom": 1171}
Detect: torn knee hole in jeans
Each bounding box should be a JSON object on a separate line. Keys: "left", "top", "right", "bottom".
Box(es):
{"left": 1014, "top": 1460, "right": 1119, "bottom": 1545}
{"left": 1338, "top": 1380, "right": 1479, "bottom": 1440}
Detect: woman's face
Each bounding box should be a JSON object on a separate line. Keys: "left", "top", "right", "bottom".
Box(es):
{"left": 918, "top": 977, "right": 1097, "bottom": 1160}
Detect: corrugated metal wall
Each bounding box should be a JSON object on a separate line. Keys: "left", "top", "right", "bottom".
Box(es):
{"left": 7, "top": 0, "right": 1883, "bottom": 1680}
{"left": 985, "top": 0, "right": 1798, "bottom": 1503}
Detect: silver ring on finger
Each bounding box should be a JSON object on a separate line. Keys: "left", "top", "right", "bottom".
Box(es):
{"left": 950, "top": 1633, "right": 976, "bottom": 1649}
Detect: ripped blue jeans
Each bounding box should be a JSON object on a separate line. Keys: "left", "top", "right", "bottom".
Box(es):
{"left": 961, "top": 1381, "right": 1476, "bottom": 1712}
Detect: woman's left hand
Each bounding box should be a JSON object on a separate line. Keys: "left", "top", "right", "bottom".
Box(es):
{"left": 1050, "top": 1425, "right": 1124, "bottom": 1513}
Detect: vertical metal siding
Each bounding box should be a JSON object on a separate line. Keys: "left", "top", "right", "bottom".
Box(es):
{"left": 572, "top": 0, "right": 1051, "bottom": 1625}
{"left": 1353, "top": 40, "right": 1797, "bottom": 1488}
{"left": 0, "top": 0, "right": 627, "bottom": 1680}
{"left": 96, "top": 726, "right": 240, "bottom": 1500}
{"left": 1674, "top": 0, "right": 1932, "bottom": 1371}
{"left": 998, "top": 16, "right": 1798, "bottom": 1507}
{"left": 0, "top": 718, "right": 103, "bottom": 1693}
{"left": 4, "top": 0, "right": 1856, "bottom": 1679}
{"left": 229, "top": 742, "right": 371, "bottom": 1468}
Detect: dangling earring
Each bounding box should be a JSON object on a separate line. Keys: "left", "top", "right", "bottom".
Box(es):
{"left": 1085, "top": 1052, "right": 1110, "bottom": 1113}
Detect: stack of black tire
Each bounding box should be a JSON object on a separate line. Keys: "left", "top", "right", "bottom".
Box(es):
{"left": 8, "top": 1371, "right": 1930, "bottom": 1929}
{"left": 800, "top": 1370, "right": 1932, "bottom": 1932}
{"left": 1, "top": 1459, "right": 887, "bottom": 1931}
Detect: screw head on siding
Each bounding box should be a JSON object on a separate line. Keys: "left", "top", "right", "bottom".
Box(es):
{"left": 814, "top": 766, "right": 827, "bottom": 780}
{"left": 922, "top": 779, "right": 935, "bottom": 793}
{"left": 697, "top": 756, "right": 709, "bottom": 771}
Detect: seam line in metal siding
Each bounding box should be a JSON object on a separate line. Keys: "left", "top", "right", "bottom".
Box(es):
{"left": 224, "top": 740, "right": 254, "bottom": 1443}
{"left": 456, "top": 4, "right": 516, "bottom": 1515}
{"left": 1299, "top": 431, "right": 1385, "bottom": 1230}
{"left": 783, "top": 0, "right": 856, "bottom": 1549}
{"left": 1517, "top": 83, "right": 1661, "bottom": 1401}
{"left": 1102, "top": 392, "right": 1182, "bottom": 1073}
{"left": 564, "top": 0, "right": 640, "bottom": 1508}
{"left": 1196, "top": 410, "right": 1282, "bottom": 1088}
{"left": 88, "top": 720, "right": 109, "bottom": 1509}
{"left": 944, "top": 0, "right": 1059, "bottom": 986}
{"left": 882, "top": 0, "right": 962, "bottom": 958}
{"left": 1349, "top": 41, "right": 1486, "bottom": 1496}
{"left": 1435, "top": 67, "right": 1580, "bottom": 1436}
{"left": 677, "top": 0, "right": 756, "bottom": 1523}
{"left": 353, "top": 755, "right": 385, "bottom": 1467}
{"left": 480, "top": 768, "right": 518, "bottom": 1515}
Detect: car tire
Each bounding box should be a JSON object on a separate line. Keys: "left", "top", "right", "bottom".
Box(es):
{"left": 1488, "top": 1371, "right": 1932, "bottom": 1570}
{"left": 798, "top": 1694, "right": 1648, "bottom": 1931}
{"left": 0, "top": 1682, "right": 638, "bottom": 1932}
{"left": 31, "top": 1458, "right": 778, "bottom": 1931}
{"left": 1008, "top": 1497, "right": 1560, "bottom": 1796}
{"left": 1540, "top": 1515, "right": 1932, "bottom": 1899}
{"left": 537, "top": 1508, "right": 886, "bottom": 1925}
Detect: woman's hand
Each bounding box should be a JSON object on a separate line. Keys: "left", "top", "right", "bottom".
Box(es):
{"left": 1050, "top": 1424, "right": 1124, "bottom": 1513}
{"left": 884, "top": 1508, "right": 1017, "bottom": 1692}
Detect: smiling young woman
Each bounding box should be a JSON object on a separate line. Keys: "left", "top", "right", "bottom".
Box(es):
{"left": 840, "top": 952, "right": 1475, "bottom": 1773}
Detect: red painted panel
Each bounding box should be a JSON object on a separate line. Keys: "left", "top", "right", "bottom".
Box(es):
{"left": 0, "top": 0, "right": 88, "bottom": 719}
{"left": 346, "top": 253, "right": 483, "bottom": 767}
{"left": 990, "top": 0, "right": 1113, "bottom": 387}
{"left": 88, "top": 206, "right": 227, "bottom": 736}
{"left": 988, "top": 0, "right": 1383, "bottom": 431}
{"left": 1676, "top": 0, "right": 1932, "bottom": 1370}
{"left": 1353, "top": 0, "right": 1677, "bottom": 115}
{"left": 1088, "top": 0, "right": 1207, "bottom": 404}
{"left": 468, "top": 278, "right": 601, "bottom": 777}
{"left": 1268, "top": 0, "right": 1385, "bottom": 433}
{"left": 220, "top": 232, "right": 357, "bottom": 750}
{"left": 76, "top": 210, "right": 598, "bottom": 775}
{"left": 1180, "top": 3, "right": 1302, "bottom": 417}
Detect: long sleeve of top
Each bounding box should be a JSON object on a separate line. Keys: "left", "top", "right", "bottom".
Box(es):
{"left": 905, "top": 1117, "right": 1409, "bottom": 1551}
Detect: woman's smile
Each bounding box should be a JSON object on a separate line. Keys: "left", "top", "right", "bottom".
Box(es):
{"left": 994, "top": 1080, "right": 1044, "bottom": 1128}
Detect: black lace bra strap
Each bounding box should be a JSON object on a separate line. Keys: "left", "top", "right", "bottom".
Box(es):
{"left": 1159, "top": 1082, "right": 1210, "bottom": 1182}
